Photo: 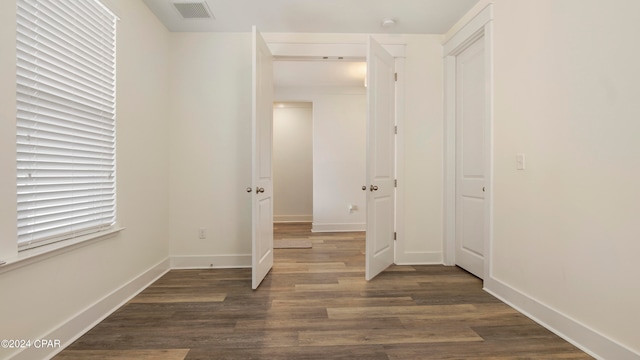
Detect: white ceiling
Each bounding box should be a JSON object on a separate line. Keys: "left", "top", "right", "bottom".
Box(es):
{"left": 144, "top": 0, "right": 479, "bottom": 88}
{"left": 143, "top": 0, "right": 480, "bottom": 34}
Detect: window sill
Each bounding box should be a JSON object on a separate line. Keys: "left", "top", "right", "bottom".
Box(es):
{"left": 0, "top": 227, "right": 125, "bottom": 275}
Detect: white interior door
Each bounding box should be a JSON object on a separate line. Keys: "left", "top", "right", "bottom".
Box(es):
{"left": 251, "top": 26, "right": 274, "bottom": 289}
{"left": 365, "top": 37, "right": 396, "bottom": 281}
{"left": 455, "top": 36, "right": 485, "bottom": 279}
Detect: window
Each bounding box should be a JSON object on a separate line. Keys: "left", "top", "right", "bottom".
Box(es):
{"left": 16, "top": 0, "right": 117, "bottom": 250}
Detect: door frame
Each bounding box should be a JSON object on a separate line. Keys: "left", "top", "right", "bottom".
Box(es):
{"left": 265, "top": 37, "right": 408, "bottom": 264}
{"left": 443, "top": 5, "right": 494, "bottom": 279}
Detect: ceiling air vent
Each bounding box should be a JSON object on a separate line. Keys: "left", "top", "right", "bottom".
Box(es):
{"left": 172, "top": 2, "right": 214, "bottom": 19}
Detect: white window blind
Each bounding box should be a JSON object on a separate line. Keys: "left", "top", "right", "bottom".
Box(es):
{"left": 16, "top": 0, "right": 117, "bottom": 249}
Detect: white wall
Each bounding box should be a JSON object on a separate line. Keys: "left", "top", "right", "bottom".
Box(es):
{"left": 168, "top": 32, "right": 253, "bottom": 267}
{"left": 449, "top": 0, "right": 640, "bottom": 357}
{"left": 275, "top": 86, "right": 367, "bottom": 232}
{"left": 0, "top": 1, "right": 171, "bottom": 358}
{"left": 168, "top": 32, "right": 445, "bottom": 266}
{"left": 273, "top": 103, "right": 313, "bottom": 222}
{"left": 396, "top": 35, "right": 445, "bottom": 264}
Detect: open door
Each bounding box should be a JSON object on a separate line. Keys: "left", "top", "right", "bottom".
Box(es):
{"left": 251, "top": 26, "right": 274, "bottom": 289}
{"left": 365, "top": 37, "right": 396, "bottom": 281}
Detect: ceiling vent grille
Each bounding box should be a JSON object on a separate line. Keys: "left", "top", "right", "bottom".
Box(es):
{"left": 173, "top": 2, "right": 214, "bottom": 19}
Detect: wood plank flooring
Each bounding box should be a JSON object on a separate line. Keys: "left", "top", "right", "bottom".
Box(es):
{"left": 55, "top": 223, "right": 592, "bottom": 359}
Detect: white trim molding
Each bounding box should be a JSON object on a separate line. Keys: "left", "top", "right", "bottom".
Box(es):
{"left": 395, "top": 251, "right": 442, "bottom": 266}
{"left": 392, "top": 58, "right": 408, "bottom": 265}
{"left": 0, "top": 227, "right": 125, "bottom": 275}
{"left": 265, "top": 39, "right": 406, "bottom": 59}
{"left": 311, "top": 223, "right": 365, "bottom": 233}
{"left": 10, "top": 258, "right": 170, "bottom": 360}
{"left": 485, "top": 277, "right": 640, "bottom": 360}
{"left": 443, "top": 5, "right": 493, "bottom": 56}
{"left": 273, "top": 215, "right": 313, "bottom": 223}
{"left": 170, "top": 254, "right": 251, "bottom": 269}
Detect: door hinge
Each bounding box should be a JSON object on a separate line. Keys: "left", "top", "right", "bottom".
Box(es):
{"left": 394, "top": 179, "right": 397, "bottom": 187}
{"left": 394, "top": 72, "right": 398, "bottom": 81}
{"left": 394, "top": 125, "right": 397, "bottom": 134}
{"left": 394, "top": 232, "right": 397, "bottom": 240}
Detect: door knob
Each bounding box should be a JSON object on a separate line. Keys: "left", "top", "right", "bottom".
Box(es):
{"left": 370, "top": 185, "right": 379, "bottom": 191}
{"left": 362, "top": 186, "right": 367, "bottom": 191}
{"left": 256, "top": 187, "right": 265, "bottom": 193}
{"left": 246, "top": 187, "right": 252, "bottom": 193}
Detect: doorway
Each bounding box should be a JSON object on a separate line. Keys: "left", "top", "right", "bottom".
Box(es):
{"left": 272, "top": 60, "right": 368, "bottom": 233}
{"left": 272, "top": 102, "right": 314, "bottom": 224}
{"left": 251, "top": 33, "right": 401, "bottom": 287}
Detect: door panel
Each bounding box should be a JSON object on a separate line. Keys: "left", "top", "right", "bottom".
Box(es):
{"left": 461, "top": 197, "right": 484, "bottom": 255}
{"left": 455, "top": 36, "right": 485, "bottom": 279}
{"left": 252, "top": 26, "right": 274, "bottom": 289}
{"left": 365, "top": 37, "right": 396, "bottom": 281}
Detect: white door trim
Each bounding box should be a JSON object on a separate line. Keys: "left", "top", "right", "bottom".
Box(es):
{"left": 265, "top": 40, "right": 406, "bottom": 59}
{"left": 443, "top": 5, "right": 493, "bottom": 279}
{"left": 264, "top": 38, "right": 409, "bottom": 264}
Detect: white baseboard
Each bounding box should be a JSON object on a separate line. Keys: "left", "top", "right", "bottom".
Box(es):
{"left": 170, "top": 254, "right": 251, "bottom": 269}
{"left": 395, "top": 251, "right": 443, "bottom": 265}
{"left": 311, "top": 223, "right": 365, "bottom": 232}
{"left": 17, "top": 254, "right": 636, "bottom": 360}
{"left": 10, "top": 258, "right": 171, "bottom": 360}
{"left": 274, "top": 215, "right": 312, "bottom": 223}
{"left": 484, "top": 276, "right": 639, "bottom": 360}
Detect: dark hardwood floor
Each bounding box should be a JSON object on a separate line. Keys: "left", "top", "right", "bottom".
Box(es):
{"left": 55, "top": 223, "right": 592, "bottom": 359}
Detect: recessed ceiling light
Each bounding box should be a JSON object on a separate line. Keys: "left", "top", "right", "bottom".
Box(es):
{"left": 381, "top": 18, "right": 396, "bottom": 28}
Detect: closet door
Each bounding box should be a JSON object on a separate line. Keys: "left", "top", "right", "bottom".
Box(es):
{"left": 455, "top": 36, "right": 486, "bottom": 279}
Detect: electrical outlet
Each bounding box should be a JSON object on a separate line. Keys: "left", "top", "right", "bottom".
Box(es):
{"left": 198, "top": 227, "right": 206, "bottom": 239}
